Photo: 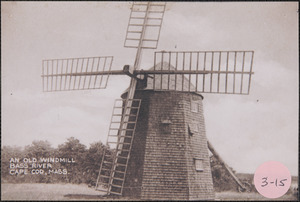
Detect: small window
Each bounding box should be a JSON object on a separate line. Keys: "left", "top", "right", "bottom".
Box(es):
{"left": 194, "top": 158, "right": 204, "bottom": 171}
{"left": 191, "top": 101, "right": 199, "bottom": 112}
{"left": 160, "top": 118, "right": 172, "bottom": 134}
{"left": 188, "top": 123, "right": 199, "bottom": 136}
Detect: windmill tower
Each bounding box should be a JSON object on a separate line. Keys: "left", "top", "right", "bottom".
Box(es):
{"left": 41, "top": 2, "right": 254, "bottom": 200}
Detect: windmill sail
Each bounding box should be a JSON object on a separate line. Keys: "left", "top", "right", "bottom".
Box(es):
{"left": 42, "top": 56, "right": 113, "bottom": 92}
{"left": 40, "top": 1, "right": 257, "bottom": 199}
{"left": 124, "top": 2, "right": 166, "bottom": 49}
{"left": 148, "top": 51, "right": 254, "bottom": 95}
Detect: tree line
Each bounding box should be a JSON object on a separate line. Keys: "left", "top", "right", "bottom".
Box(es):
{"left": 1, "top": 137, "right": 111, "bottom": 186}
{"left": 2, "top": 137, "right": 249, "bottom": 192}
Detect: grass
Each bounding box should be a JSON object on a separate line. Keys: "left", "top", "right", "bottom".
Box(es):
{"left": 215, "top": 191, "right": 297, "bottom": 201}
{"left": 1, "top": 183, "right": 298, "bottom": 201}
{"left": 1, "top": 183, "right": 103, "bottom": 201}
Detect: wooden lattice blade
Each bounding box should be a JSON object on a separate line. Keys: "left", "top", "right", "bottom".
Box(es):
{"left": 124, "top": 2, "right": 166, "bottom": 49}
{"left": 42, "top": 56, "right": 113, "bottom": 92}
{"left": 144, "top": 51, "right": 254, "bottom": 95}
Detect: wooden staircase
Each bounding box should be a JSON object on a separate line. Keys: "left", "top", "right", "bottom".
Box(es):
{"left": 95, "top": 99, "right": 141, "bottom": 196}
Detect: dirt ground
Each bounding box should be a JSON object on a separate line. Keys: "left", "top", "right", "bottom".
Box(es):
{"left": 1, "top": 183, "right": 298, "bottom": 201}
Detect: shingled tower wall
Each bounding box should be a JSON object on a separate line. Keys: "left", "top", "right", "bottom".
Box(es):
{"left": 121, "top": 63, "right": 214, "bottom": 200}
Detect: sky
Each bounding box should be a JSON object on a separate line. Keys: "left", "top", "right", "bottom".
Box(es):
{"left": 1, "top": 2, "right": 298, "bottom": 175}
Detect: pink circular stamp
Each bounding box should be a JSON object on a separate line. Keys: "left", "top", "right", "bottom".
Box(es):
{"left": 254, "top": 161, "right": 291, "bottom": 199}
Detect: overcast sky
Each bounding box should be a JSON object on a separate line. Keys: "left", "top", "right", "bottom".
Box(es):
{"left": 1, "top": 2, "right": 298, "bottom": 175}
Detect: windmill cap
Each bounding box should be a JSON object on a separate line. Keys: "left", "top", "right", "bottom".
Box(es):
{"left": 121, "top": 62, "right": 202, "bottom": 98}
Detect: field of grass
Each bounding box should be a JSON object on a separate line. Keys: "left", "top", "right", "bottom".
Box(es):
{"left": 1, "top": 183, "right": 103, "bottom": 201}
{"left": 215, "top": 191, "right": 297, "bottom": 201}
{"left": 1, "top": 183, "right": 298, "bottom": 201}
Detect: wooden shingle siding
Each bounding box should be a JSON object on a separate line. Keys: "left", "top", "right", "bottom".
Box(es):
{"left": 183, "top": 94, "right": 215, "bottom": 200}
{"left": 121, "top": 90, "right": 214, "bottom": 200}
{"left": 140, "top": 91, "right": 188, "bottom": 200}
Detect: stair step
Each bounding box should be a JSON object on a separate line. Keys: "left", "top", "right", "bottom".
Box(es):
{"left": 112, "top": 177, "right": 124, "bottom": 181}
{"left": 95, "top": 188, "right": 107, "bottom": 192}
{"left": 131, "top": 10, "right": 147, "bottom": 13}
{"left": 115, "top": 163, "right": 126, "bottom": 167}
{"left": 111, "top": 114, "right": 137, "bottom": 117}
{"left": 100, "top": 168, "right": 111, "bottom": 171}
{"left": 99, "top": 175, "right": 110, "bottom": 179}
{"left": 112, "top": 170, "right": 126, "bottom": 174}
{"left": 110, "top": 183, "right": 122, "bottom": 188}
{"left": 109, "top": 191, "right": 122, "bottom": 196}
{"left": 149, "top": 10, "right": 164, "bottom": 13}
{"left": 117, "top": 149, "right": 130, "bottom": 152}
{"left": 116, "top": 155, "right": 129, "bottom": 159}
{"left": 110, "top": 121, "right": 137, "bottom": 123}
{"left": 143, "top": 39, "right": 159, "bottom": 41}
{"left": 103, "top": 153, "right": 114, "bottom": 157}
{"left": 147, "top": 17, "right": 163, "bottom": 20}
{"left": 107, "top": 142, "right": 131, "bottom": 145}
{"left": 103, "top": 160, "right": 113, "bottom": 164}
{"left": 109, "top": 128, "right": 135, "bottom": 131}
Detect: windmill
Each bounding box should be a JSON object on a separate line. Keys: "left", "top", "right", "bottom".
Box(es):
{"left": 41, "top": 2, "right": 254, "bottom": 200}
